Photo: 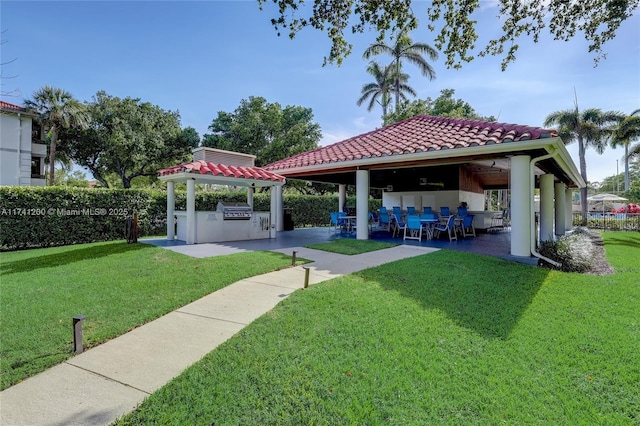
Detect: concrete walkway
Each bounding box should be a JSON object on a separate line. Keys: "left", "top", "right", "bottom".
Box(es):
{"left": 0, "top": 244, "right": 437, "bottom": 426}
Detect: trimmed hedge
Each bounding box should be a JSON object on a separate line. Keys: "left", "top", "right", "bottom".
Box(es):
{"left": 0, "top": 187, "right": 381, "bottom": 251}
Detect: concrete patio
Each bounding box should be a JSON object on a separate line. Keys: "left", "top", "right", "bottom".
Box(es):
{"left": 144, "top": 226, "right": 538, "bottom": 266}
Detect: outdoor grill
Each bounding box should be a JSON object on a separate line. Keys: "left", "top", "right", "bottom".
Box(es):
{"left": 216, "top": 202, "right": 253, "bottom": 220}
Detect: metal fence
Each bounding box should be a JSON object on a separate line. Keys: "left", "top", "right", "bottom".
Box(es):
{"left": 572, "top": 212, "right": 640, "bottom": 231}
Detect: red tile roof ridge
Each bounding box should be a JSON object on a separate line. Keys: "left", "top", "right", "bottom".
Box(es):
{"left": 263, "top": 115, "right": 558, "bottom": 171}
{"left": 157, "top": 160, "right": 285, "bottom": 182}
{"left": 0, "top": 100, "right": 25, "bottom": 111}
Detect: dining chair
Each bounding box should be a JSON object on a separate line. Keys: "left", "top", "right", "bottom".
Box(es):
{"left": 423, "top": 206, "right": 432, "bottom": 214}
{"left": 440, "top": 206, "right": 450, "bottom": 216}
{"left": 378, "top": 211, "right": 392, "bottom": 232}
{"left": 456, "top": 214, "right": 476, "bottom": 237}
{"left": 434, "top": 214, "right": 457, "bottom": 241}
{"left": 407, "top": 206, "right": 416, "bottom": 215}
{"left": 392, "top": 206, "right": 402, "bottom": 218}
{"left": 379, "top": 206, "right": 388, "bottom": 214}
{"left": 457, "top": 207, "right": 467, "bottom": 217}
{"left": 393, "top": 213, "right": 406, "bottom": 238}
{"left": 337, "top": 211, "right": 348, "bottom": 233}
{"left": 329, "top": 212, "right": 339, "bottom": 233}
{"left": 403, "top": 214, "right": 422, "bottom": 241}
{"left": 368, "top": 211, "right": 378, "bottom": 233}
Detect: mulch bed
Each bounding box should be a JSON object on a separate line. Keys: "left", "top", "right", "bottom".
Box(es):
{"left": 586, "top": 230, "right": 615, "bottom": 276}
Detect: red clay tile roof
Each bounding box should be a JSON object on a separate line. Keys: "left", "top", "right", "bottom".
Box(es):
{"left": 264, "top": 115, "right": 557, "bottom": 171}
{"left": 0, "top": 100, "right": 25, "bottom": 111}
{"left": 158, "top": 160, "right": 285, "bottom": 182}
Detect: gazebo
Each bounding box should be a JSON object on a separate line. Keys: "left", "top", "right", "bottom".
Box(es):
{"left": 158, "top": 147, "right": 285, "bottom": 244}
{"left": 263, "top": 115, "right": 585, "bottom": 261}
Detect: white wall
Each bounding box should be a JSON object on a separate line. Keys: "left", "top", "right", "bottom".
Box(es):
{"left": 382, "top": 190, "right": 484, "bottom": 213}
{"left": 0, "top": 114, "right": 21, "bottom": 186}
{"left": 0, "top": 113, "right": 43, "bottom": 186}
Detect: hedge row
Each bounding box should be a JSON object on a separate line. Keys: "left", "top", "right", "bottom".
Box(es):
{"left": 0, "top": 187, "right": 381, "bottom": 251}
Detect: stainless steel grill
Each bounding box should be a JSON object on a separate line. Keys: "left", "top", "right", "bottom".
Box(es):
{"left": 217, "top": 202, "right": 252, "bottom": 220}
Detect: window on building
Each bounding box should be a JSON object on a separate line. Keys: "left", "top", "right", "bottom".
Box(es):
{"left": 32, "top": 122, "right": 43, "bottom": 141}
{"left": 31, "top": 157, "right": 44, "bottom": 178}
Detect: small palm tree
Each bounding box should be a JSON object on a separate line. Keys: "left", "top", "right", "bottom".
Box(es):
{"left": 544, "top": 106, "right": 625, "bottom": 214}
{"left": 25, "top": 86, "right": 88, "bottom": 186}
{"left": 611, "top": 109, "right": 640, "bottom": 191}
{"left": 357, "top": 61, "right": 415, "bottom": 117}
{"left": 363, "top": 30, "right": 438, "bottom": 109}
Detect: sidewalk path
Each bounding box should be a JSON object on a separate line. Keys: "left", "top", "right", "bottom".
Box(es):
{"left": 0, "top": 245, "right": 437, "bottom": 426}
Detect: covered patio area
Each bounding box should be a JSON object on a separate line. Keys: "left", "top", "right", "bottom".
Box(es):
{"left": 263, "top": 115, "right": 585, "bottom": 263}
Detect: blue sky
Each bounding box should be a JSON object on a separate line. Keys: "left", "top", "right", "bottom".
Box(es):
{"left": 2, "top": 1, "right": 639, "bottom": 183}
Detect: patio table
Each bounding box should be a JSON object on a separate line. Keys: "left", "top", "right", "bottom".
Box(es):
{"left": 420, "top": 218, "right": 439, "bottom": 240}
{"left": 343, "top": 216, "right": 357, "bottom": 234}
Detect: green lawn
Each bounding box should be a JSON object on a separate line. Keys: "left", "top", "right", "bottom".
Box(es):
{"left": 116, "top": 232, "right": 640, "bottom": 425}
{"left": 0, "top": 241, "right": 304, "bottom": 390}
{"left": 305, "top": 238, "right": 397, "bottom": 255}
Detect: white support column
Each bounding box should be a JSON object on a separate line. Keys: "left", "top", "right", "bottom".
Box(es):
{"left": 166, "top": 181, "right": 175, "bottom": 240}
{"left": 338, "top": 184, "right": 346, "bottom": 212}
{"left": 356, "top": 169, "right": 369, "bottom": 240}
{"left": 565, "top": 188, "right": 574, "bottom": 232}
{"left": 539, "top": 174, "right": 555, "bottom": 243}
{"left": 510, "top": 156, "right": 531, "bottom": 257}
{"left": 554, "top": 182, "right": 566, "bottom": 236}
{"left": 276, "top": 185, "right": 284, "bottom": 231}
{"left": 270, "top": 186, "right": 278, "bottom": 238}
{"left": 247, "top": 186, "right": 254, "bottom": 209}
{"left": 186, "top": 178, "right": 196, "bottom": 245}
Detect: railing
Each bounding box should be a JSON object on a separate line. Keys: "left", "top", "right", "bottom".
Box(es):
{"left": 572, "top": 212, "right": 640, "bottom": 231}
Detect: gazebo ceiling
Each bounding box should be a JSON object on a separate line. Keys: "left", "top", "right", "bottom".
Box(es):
{"left": 263, "top": 115, "right": 583, "bottom": 189}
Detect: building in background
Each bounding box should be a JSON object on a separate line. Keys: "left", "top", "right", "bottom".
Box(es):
{"left": 0, "top": 100, "right": 46, "bottom": 186}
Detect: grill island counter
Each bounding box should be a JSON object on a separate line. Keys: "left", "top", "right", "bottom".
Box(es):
{"left": 174, "top": 210, "right": 271, "bottom": 243}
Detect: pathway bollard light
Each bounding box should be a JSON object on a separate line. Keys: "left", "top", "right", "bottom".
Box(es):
{"left": 73, "top": 315, "right": 86, "bottom": 354}
{"left": 292, "top": 250, "right": 297, "bottom": 265}
{"left": 303, "top": 267, "right": 310, "bottom": 289}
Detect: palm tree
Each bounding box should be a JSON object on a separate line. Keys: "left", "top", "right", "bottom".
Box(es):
{"left": 357, "top": 61, "right": 415, "bottom": 116}
{"left": 25, "top": 86, "right": 88, "bottom": 186}
{"left": 611, "top": 109, "right": 640, "bottom": 191}
{"left": 544, "top": 106, "right": 625, "bottom": 214}
{"left": 363, "top": 30, "right": 438, "bottom": 110}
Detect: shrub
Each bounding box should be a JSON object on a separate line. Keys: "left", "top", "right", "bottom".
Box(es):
{"left": 538, "top": 228, "right": 595, "bottom": 273}
{"left": 0, "top": 187, "right": 382, "bottom": 251}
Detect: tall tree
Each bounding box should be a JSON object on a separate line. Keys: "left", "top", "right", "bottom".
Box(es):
{"left": 357, "top": 61, "right": 414, "bottom": 117}
{"left": 544, "top": 106, "right": 625, "bottom": 214}
{"left": 24, "top": 86, "right": 88, "bottom": 186}
{"left": 63, "top": 91, "right": 195, "bottom": 188}
{"left": 611, "top": 109, "right": 640, "bottom": 191}
{"left": 203, "top": 96, "right": 321, "bottom": 167}
{"left": 382, "top": 88, "right": 496, "bottom": 126}
{"left": 363, "top": 31, "right": 438, "bottom": 109}
{"left": 258, "top": 0, "right": 638, "bottom": 69}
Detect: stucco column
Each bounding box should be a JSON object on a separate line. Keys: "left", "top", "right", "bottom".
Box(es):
{"left": 166, "top": 181, "right": 175, "bottom": 240}
{"left": 356, "top": 169, "right": 369, "bottom": 240}
{"left": 276, "top": 185, "right": 284, "bottom": 231}
{"left": 554, "top": 182, "right": 566, "bottom": 237}
{"left": 565, "top": 188, "right": 574, "bottom": 232}
{"left": 539, "top": 174, "right": 555, "bottom": 242}
{"left": 247, "top": 186, "right": 254, "bottom": 209}
{"left": 186, "top": 178, "right": 196, "bottom": 245}
{"left": 510, "top": 156, "right": 531, "bottom": 257}
{"left": 270, "top": 186, "right": 278, "bottom": 238}
{"left": 338, "top": 184, "right": 346, "bottom": 212}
